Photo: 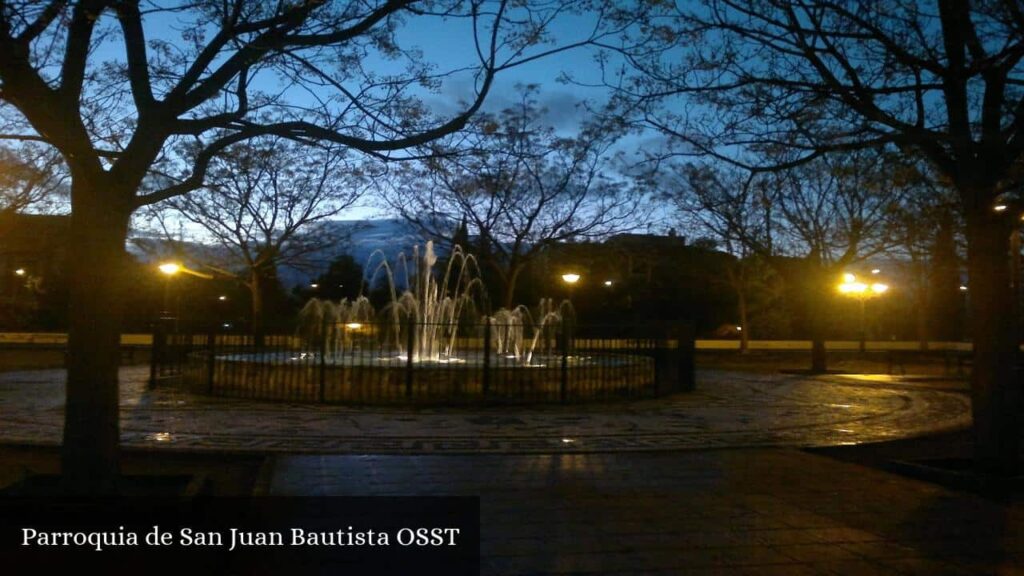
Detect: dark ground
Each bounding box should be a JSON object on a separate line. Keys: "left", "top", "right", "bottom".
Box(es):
{"left": 0, "top": 349, "right": 979, "bottom": 496}
{"left": 2, "top": 351, "right": 1018, "bottom": 574}
{"left": 0, "top": 445, "right": 268, "bottom": 496}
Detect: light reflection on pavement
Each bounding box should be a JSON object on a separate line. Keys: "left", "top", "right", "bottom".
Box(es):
{"left": 0, "top": 366, "right": 970, "bottom": 454}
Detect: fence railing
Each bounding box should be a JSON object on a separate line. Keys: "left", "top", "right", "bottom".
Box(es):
{"left": 150, "top": 320, "right": 695, "bottom": 405}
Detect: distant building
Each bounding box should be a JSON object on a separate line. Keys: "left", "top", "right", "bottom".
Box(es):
{"left": 603, "top": 232, "right": 688, "bottom": 284}
{"left": 528, "top": 231, "right": 735, "bottom": 332}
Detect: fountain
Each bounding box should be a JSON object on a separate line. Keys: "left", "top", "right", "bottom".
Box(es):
{"left": 296, "top": 241, "right": 570, "bottom": 366}
{"left": 186, "top": 241, "right": 658, "bottom": 404}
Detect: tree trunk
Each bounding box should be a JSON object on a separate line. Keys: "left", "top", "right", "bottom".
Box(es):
{"left": 737, "top": 285, "right": 750, "bottom": 354}
{"left": 728, "top": 262, "right": 750, "bottom": 354}
{"left": 61, "top": 180, "right": 131, "bottom": 494}
{"left": 807, "top": 265, "right": 829, "bottom": 373}
{"left": 810, "top": 335, "right": 827, "bottom": 372}
{"left": 249, "top": 271, "right": 264, "bottom": 348}
{"left": 915, "top": 289, "right": 929, "bottom": 351}
{"left": 912, "top": 259, "right": 929, "bottom": 351}
{"left": 965, "top": 211, "right": 1020, "bottom": 475}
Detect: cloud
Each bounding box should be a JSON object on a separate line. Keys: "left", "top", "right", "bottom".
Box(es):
{"left": 424, "top": 78, "right": 593, "bottom": 134}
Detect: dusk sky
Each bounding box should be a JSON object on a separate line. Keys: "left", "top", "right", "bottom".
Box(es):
{"left": 111, "top": 5, "right": 667, "bottom": 229}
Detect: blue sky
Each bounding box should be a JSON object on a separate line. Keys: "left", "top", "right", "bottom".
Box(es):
{"left": 99, "top": 4, "right": 671, "bottom": 233}
{"left": 397, "top": 11, "right": 609, "bottom": 130}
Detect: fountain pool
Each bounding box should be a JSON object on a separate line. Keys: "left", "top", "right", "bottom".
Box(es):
{"left": 189, "top": 348, "right": 657, "bottom": 404}
{"left": 181, "top": 242, "right": 671, "bottom": 404}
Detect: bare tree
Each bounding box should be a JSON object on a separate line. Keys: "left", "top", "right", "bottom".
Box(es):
{"left": 155, "top": 137, "right": 368, "bottom": 343}
{"left": 673, "top": 151, "right": 907, "bottom": 367}
{"left": 886, "top": 170, "right": 962, "bottom": 349}
{"left": 600, "top": 0, "right": 1024, "bottom": 472}
{"left": 0, "top": 144, "right": 68, "bottom": 213}
{"left": 387, "top": 87, "right": 641, "bottom": 308}
{"left": 772, "top": 153, "right": 909, "bottom": 367}
{"left": 669, "top": 164, "right": 772, "bottom": 353}
{"left": 0, "top": 0, "right": 621, "bottom": 492}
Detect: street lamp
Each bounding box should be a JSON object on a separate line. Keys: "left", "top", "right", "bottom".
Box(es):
{"left": 159, "top": 261, "right": 213, "bottom": 279}
{"left": 11, "top": 268, "right": 29, "bottom": 303}
{"left": 958, "top": 284, "right": 970, "bottom": 341}
{"left": 158, "top": 262, "right": 181, "bottom": 276}
{"left": 559, "top": 272, "right": 581, "bottom": 354}
{"left": 157, "top": 262, "right": 181, "bottom": 333}
{"left": 837, "top": 273, "right": 889, "bottom": 353}
{"left": 557, "top": 270, "right": 581, "bottom": 303}
{"left": 156, "top": 261, "right": 214, "bottom": 332}
{"left": 992, "top": 200, "right": 1024, "bottom": 354}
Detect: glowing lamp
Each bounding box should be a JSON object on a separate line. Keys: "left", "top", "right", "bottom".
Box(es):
{"left": 838, "top": 281, "right": 867, "bottom": 294}
{"left": 158, "top": 262, "right": 181, "bottom": 275}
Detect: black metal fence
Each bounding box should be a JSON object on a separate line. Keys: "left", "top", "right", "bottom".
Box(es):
{"left": 150, "top": 320, "right": 694, "bottom": 405}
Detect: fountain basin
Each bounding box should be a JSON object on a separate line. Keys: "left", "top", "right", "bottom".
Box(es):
{"left": 183, "top": 350, "right": 657, "bottom": 404}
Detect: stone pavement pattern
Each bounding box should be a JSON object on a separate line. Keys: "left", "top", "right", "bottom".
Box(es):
{"left": 0, "top": 367, "right": 969, "bottom": 453}
{"left": 270, "top": 450, "right": 1024, "bottom": 575}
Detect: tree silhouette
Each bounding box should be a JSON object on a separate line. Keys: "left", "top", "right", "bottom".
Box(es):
{"left": 601, "top": 0, "right": 1024, "bottom": 473}
{"left": 0, "top": 0, "right": 619, "bottom": 492}
{"left": 0, "top": 144, "right": 67, "bottom": 213}
{"left": 387, "top": 87, "right": 641, "bottom": 308}
{"left": 670, "top": 152, "right": 907, "bottom": 366}
{"left": 155, "top": 137, "right": 368, "bottom": 344}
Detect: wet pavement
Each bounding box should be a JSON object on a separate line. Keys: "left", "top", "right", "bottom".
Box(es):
{"left": 1, "top": 367, "right": 1010, "bottom": 574}
{"left": 0, "top": 367, "right": 970, "bottom": 454}
{"left": 268, "top": 450, "right": 1024, "bottom": 575}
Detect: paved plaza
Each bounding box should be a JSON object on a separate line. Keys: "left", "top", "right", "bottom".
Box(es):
{"left": 268, "top": 450, "right": 1024, "bottom": 575}
{"left": 0, "top": 366, "right": 970, "bottom": 453}
{"left": 2, "top": 366, "right": 1019, "bottom": 574}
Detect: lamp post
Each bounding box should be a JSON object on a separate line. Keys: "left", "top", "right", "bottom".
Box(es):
{"left": 158, "top": 262, "right": 181, "bottom": 334}
{"left": 559, "top": 272, "right": 580, "bottom": 359}
{"left": 158, "top": 261, "right": 214, "bottom": 333}
{"left": 216, "top": 294, "right": 230, "bottom": 331}
{"left": 561, "top": 272, "right": 581, "bottom": 310}
{"left": 959, "top": 284, "right": 969, "bottom": 341}
{"left": 1012, "top": 228, "right": 1021, "bottom": 354}
{"left": 11, "top": 268, "right": 27, "bottom": 304}
{"left": 990, "top": 201, "right": 1024, "bottom": 363}
{"left": 837, "top": 273, "right": 889, "bottom": 353}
